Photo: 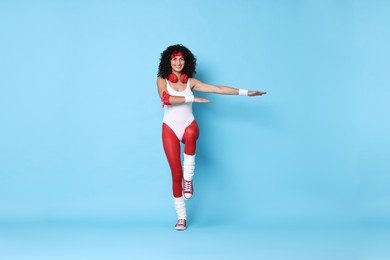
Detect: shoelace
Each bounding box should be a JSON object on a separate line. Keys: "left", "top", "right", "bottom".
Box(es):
{"left": 176, "top": 219, "right": 186, "bottom": 226}
{"left": 183, "top": 180, "right": 192, "bottom": 192}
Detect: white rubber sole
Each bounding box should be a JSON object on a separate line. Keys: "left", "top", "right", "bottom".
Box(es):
{"left": 183, "top": 194, "right": 192, "bottom": 200}
{"left": 175, "top": 225, "right": 187, "bottom": 231}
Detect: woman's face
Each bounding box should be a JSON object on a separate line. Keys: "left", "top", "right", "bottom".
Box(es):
{"left": 170, "top": 55, "right": 185, "bottom": 73}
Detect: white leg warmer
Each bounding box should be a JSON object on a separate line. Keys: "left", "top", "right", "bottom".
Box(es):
{"left": 174, "top": 196, "right": 186, "bottom": 220}
{"left": 183, "top": 154, "right": 195, "bottom": 181}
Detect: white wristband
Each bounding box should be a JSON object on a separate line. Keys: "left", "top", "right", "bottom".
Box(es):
{"left": 239, "top": 89, "right": 249, "bottom": 96}
{"left": 185, "top": 95, "right": 195, "bottom": 103}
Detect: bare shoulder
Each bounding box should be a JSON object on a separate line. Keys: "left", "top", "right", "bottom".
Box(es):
{"left": 157, "top": 77, "right": 167, "bottom": 87}
{"left": 190, "top": 77, "right": 201, "bottom": 89}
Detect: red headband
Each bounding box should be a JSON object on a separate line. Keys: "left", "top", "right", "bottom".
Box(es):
{"left": 171, "top": 51, "right": 184, "bottom": 58}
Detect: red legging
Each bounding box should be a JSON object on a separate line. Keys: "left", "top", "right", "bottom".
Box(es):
{"left": 162, "top": 120, "right": 199, "bottom": 198}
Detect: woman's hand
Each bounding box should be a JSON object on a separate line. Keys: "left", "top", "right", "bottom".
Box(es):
{"left": 248, "top": 90, "right": 267, "bottom": 96}
{"left": 194, "top": 97, "right": 212, "bottom": 103}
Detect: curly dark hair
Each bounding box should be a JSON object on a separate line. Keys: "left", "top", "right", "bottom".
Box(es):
{"left": 157, "top": 44, "right": 197, "bottom": 79}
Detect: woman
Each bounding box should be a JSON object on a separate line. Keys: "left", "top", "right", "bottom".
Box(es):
{"left": 157, "top": 44, "right": 266, "bottom": 230}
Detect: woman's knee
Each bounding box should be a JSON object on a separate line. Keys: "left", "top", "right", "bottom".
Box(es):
{"left": 184, "top": 126, "right": 199, "bottom": 142}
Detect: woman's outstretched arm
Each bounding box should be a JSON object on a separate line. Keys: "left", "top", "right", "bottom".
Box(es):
{"left": 191, "top": 78, "right": 267, "bottom": 96}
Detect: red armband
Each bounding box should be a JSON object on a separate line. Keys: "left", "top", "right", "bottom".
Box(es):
{"left": 161, "top": 91, "right": 171, "bottom": 107}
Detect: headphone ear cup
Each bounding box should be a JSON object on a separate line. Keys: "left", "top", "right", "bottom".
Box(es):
{"left": 180, "top": 73, "right": 188, "bottom": 83}
{"left": 169, "top": 73, "right": 178, "bottom": 83}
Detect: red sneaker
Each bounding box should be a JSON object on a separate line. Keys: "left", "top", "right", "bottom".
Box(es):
{"left": 183, "top": 180, "right": 193, "bottom": 200}
{"left": 175, "top": 219, "right": 187, "bottom": 231}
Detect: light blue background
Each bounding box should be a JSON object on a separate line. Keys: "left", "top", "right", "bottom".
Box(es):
{"left": 1, "top": 0, "right": 390, "bottom": 259}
